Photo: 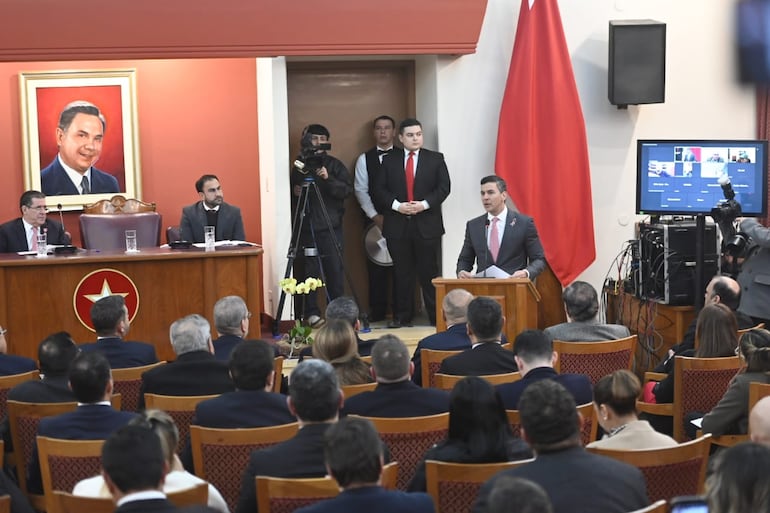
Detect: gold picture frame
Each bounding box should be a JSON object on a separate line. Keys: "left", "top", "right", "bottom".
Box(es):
{"left": 19, "top": 69, "right": 142, "bottom": 211}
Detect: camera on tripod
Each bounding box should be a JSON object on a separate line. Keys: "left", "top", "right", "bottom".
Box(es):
{"left": 294, "top": 132, "right": 332, "bottom": 174}
{"left": 711, "top": 175, "right": 749, "bottom": 257}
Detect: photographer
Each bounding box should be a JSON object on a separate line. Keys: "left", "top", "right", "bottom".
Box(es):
{"left": 290, "top": 124, "right": 352, "bottom": 328}
{"left": 736, "top": 217, "right": 770, "bottom": 326}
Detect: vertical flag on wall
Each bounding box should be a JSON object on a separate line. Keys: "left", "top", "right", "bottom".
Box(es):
{"left": 495, "top": 0, "right": 595, "bottom": 286}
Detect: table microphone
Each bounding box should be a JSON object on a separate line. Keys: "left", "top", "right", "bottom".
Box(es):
{"left": 54, "top": 203, "right": 77, "bottom": 254}
{"left": 480, "top": 218, "right": 490, "bottom": 277}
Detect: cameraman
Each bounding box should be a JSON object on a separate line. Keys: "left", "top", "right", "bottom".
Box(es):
{"left": 736, "top": 217, "right": 770, "bottom": 326}
{"left": 290, "top": 124, "right": 352, "bottom": 328}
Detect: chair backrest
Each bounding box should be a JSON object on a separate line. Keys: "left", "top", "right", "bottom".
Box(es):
{"left": 0, "top": 370, "right": 39, "bottom": 423}
{"left": 356, "top": 412, "right": 449, "bottom": 490}
{"left": 53, "top": 483, "right": 208, "bottom": 513}
{"left": 256, "top": 475, "right": 339, "bottom": 513}
{"left": 143, "top": 394, "right": 218, "bottom": 453}
{"left": 749, "top": 381, "right": 770, "bottom": 410}
{"left": 79, "top": 212, "right": 162, "bottom": 250}
{"left": 673, "top": 356, "right": 742, "bottom": 442}
{"left": 588, "top": 434, "right": 712, "bottom": 503}
{"left": 111, "top": 362, "right": 166, "bottom": 412}
{"left": 737, "top": 322, "right": 766, "bottom": 339}
{"left": 83, "top": 195, "right": 156, "bottom": 214}
{"left": 627, "top": 500, "right": 668, "bottom": 513}
{"left": 433, "top": 372, "right": 521, "bottom": 391}
{"left": 507, "top": 402, "right": 597, "bottom": 446}
{"left": 552, "top": 335, "right": 637, "bottom": 385}
{"left": 273, "top": 357, "right": 284, "bottom": 394}
{"left": 190, "top": 423, "right": 299, "bottom": 513}
{"left": 420, "top": 349, "right": 462, "bottom": 388}
{"left": 0, "top": 495, "right": 10, "bottom": 513}
{"left": 7, "top": 400, "right": 78, "bottom": 495}
{"left": 166, "top": 225, "right": 182, "bottom": 244}
{"left": 37, "top": 436, "right": 104, "bottom": 513}
{"left": 341, "top": 382, "right": 378, "bottom": 398}
{"left": 167, "top": 482, "right": 209, "bottom": 507}
{"left": 425, "top": 459, "right": 533, "bottom": 513}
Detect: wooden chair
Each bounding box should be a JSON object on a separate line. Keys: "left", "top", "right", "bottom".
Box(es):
{"left": 83, "top": 195, "right": 156, "bottom": 213}
{"left": 273, "top": 356, "right": 284, "bottom": 393}
{"left": 425, "top": 459, "right": 533, "bottom": 513}
{"left": 552, "top": 335, "right": 637, "bottom": 385}
{"left": 433, "top": 372, "right": 521, "bottom": 391}
{"left": 639, "top": 356, "right": 742, "bottom": 442}
{"left": 355, "top": 412, "right": 449, "bottom": 490}
{"left": 628, "top": 500, "right": 668, "bottom": 513}
{"left": 0, "top": 370, "right": 39, "bottom": 423}
{"left": 420, "top": 349, "right": 462, "bottom": 388}
{"left": 341, "top": 382, "right": 377, "bottom": 398}
{"left": 53, "top": 483, "right": 209, "bottom": 513}
{"left": 111, "top": 361, "right": 165, "bottom": 412}
{"left": 361, "top": 355, "right": 373, "bottom": 365}
{"left": 37, "top": 437, "right": 104, "bottom": 513}
{"left": 143, "top": 393, "right": 218, "bottom": 453}
{"left": 0, "top": 495, "right": 9, "bottom": 513}
{"left": 506, "top": 402, "right": 597, "bottom": 445}
{"left": 190, "top": 423, "right": 299, "bottom": 513}
{"left": 588, "top": 434, "right": 712, "bottom": 503}
{"left": 707, "top": 380, "right": 770, "bottom": 448}
{"left": 255, "top": 463, "right": 398, "bottom": 513}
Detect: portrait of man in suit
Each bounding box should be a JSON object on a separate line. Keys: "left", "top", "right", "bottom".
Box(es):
{"left": 456, "top": 175, "right": 546, "bottom": 280}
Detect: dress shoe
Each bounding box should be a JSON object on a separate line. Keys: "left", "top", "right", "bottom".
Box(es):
{"left": 387, "top": 319, "right": 402, "bottom": 329}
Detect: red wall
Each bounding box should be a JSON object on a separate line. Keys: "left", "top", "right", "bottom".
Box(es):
{"left": 0, "top": 59, "right": 261, "bottom": 246}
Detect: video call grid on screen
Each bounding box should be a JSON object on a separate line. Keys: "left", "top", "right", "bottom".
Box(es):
{"left": 637, "top": 140, "right": 768, "bottom": 216}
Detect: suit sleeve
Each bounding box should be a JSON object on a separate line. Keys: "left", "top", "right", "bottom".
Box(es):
{"left": 523, "top": 217, "right": 546, "bottom": 279}
{"left": 456, "top": 221, "right": 477, "bottom": 274}
{"left": 701, "top": 374, "right": 750, "bottom": 436}
{"left": 742, "top": 218, "right": 770, "bottom": 249}
{"left": 180, "top": 207, "right": 194, "bottom": 242}
{"left": 232, "top": 207, "right": 246, "bottom": 241}
{"left": 0, "top": 225, "right": 9, "bottom": 253}
{"left": 236, "top": 454, "right": 261, "bottom": 513}
{"left": 419, "top": 152, "right": 450, "bottom": 209}
{"left": 318, "top": 158, "right": 352, "bottom": 201}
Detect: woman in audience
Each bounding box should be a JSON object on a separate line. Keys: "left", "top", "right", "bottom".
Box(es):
{"left": 312, "top": 319, "right": 372, "bottom": 386}
{"left": 73, "top": 409, "right": 230, "bottom": 513}
{"left": 587, "top": 370, "right": 677, "bottom": 449}
{"left": 707, "top": 442, "right": 770, "bottom": 513}
{"left": 407, "top": 376, "right": 532, "bottom": 492}
{"left": 701, "top": 328, "right": 770, "bottom": 436}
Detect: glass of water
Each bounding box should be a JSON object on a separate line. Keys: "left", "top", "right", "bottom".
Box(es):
{"left": 125, "top": 230, "right": 138, "bottom": 253}
{"left": 204, "top": 225, "right": 216, "bottom": 252}
{"left": 35, "top": 230, "right": 47, "bottom": 258}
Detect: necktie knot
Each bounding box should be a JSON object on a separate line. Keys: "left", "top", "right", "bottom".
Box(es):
{"left": 377, "top": 149, "right": 389, "bottom": 155}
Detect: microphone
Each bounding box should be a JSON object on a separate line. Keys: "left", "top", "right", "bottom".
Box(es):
{"left": 54, "top": 203, "right": 77, "bottom": 253}
{"left": 480, "top": 218, "right": 490, "bottom": 277}
{"left": 57, "top": 204, "right": 70, "bottom": 245}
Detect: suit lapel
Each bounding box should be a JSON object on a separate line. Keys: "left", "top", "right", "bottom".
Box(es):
{"left": 14, "top": 219, "right": 29, "bottom": 251}
{"left": 498, "top": 210, "right": 518, "bottom": 259}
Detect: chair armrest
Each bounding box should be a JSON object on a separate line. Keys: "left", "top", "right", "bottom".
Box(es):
{"left": 636, "top": 400, "right": 673, "bottom": 416}
{"left": 644, "top": 372, "right": 667, "bottom": 383}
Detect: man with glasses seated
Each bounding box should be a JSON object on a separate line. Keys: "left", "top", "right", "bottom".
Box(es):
{"left": 0, "top": 190, "right": 68, "bottom": 253}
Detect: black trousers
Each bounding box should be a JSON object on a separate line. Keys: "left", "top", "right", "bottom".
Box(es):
{"left": 386, "top": 221, "right": 438, "bottom": 325}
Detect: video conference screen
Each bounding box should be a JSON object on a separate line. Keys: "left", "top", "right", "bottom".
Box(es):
{"left": 636, "top": 139, "right": 768, "bottom": 216}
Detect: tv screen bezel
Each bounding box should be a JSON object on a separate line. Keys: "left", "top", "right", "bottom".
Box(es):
{"left": 636, "top": 138, "right": 769, "bottom": 217}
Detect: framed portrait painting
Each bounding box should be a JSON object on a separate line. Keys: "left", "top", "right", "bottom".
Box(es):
{"left": 19, "top": 69, "right": 142, "bottom": 210}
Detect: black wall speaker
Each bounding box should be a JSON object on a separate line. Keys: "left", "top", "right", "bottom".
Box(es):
{"left": 608, "top": 20, "right": 666, "bottom": 107}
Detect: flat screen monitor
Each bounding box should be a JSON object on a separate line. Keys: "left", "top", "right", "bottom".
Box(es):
{"left": 636, "top": 139, "right": 768, "bottom": 216}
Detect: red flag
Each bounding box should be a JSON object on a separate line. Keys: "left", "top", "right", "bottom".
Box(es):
{"left": 495, "top": 0, "right": 595, "bottom": 286}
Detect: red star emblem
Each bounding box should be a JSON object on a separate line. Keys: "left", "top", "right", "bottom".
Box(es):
{"left": 73, "top": 269, "right": 140, "bottom": 332}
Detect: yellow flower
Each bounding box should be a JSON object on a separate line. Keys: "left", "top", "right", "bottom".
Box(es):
{"left": 295, "top": 282, "right": 309, "bottom": 294}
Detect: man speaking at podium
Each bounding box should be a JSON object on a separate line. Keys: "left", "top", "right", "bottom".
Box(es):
{"left": 456, "top": 175, "right": 545, "bottom": 279}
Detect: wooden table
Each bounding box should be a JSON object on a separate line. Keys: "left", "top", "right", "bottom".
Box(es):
{"left": 0, "top": 246, "right": 262, "bottom": 361}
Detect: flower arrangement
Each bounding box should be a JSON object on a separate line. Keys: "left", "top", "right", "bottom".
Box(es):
{"left": 278, "top": 277, "right": 325, "bottom": 357}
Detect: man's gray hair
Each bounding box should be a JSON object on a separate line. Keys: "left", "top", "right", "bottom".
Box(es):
{"left": 169, "top": 314, "right": 211, "bottom": 356}
{"left": 326, "top": 297, "right": 359, "bottom": 327}
{"left": 443, "top": 289, "right": 473, "bottom": 324}
{"left": 213, "top": 296, "right": 248, "bottom": 335}
{"left": 371, "top": 335, "right": 410, "bottom": 382}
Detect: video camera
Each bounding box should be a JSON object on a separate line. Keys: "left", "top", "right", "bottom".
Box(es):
{"left": 294, "top": 132, "right": 332, "bottom": 174}
{"left": 711, "top": 175, "right": 749, "bottom": 257}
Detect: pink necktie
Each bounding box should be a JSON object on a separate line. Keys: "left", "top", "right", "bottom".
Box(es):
{"left": 489, "top": 217, "right": 500, "bottom": 262}
{"left": 405, "top": 151, "right": 415, "bottom": 202}
{"left": 31, "top": 226, "right": 38, "bottom": 251}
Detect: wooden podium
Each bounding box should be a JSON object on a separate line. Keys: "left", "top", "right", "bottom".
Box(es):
{"left": 432, "top": 278, "right": 541, "bottom": 342}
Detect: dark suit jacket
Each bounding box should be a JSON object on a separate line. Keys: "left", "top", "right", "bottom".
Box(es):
{"left": 473, "top": 447, "right": 648, "bottom": 513}
{"left": 0, "top": 353, "right": 37, "bottom": 376}
{"left": 28, "top": 404, "right": 136, "bottom": 494}
{"left": 115, "top": 498, "right": 178, "bottom": 513}
{"left": 139, "top": 350, "right": 234, "bottom": 410}
{"left": 544, "top": 321, "right": 630, "bottom": 342}
{"left": 40, "top": 158, "right": 119, "bottom": 196}
{"left": 496, "top": 367, "right": 593, "bottom": 410}
{"left": 235, "top": 422, "right": 331, "bottom": 513}
{"left": 438, "top": 343, "right": 517, "bottom": 376}
{"left": 456, "top": 210, "right": 546, "bottom": 279}
{"left": 411, "top": 323, "right": 471, "bottom": 386}
{"left": 342, "top": 380, "right": 450, "bottom": 417}
{"left": 295, "top": 486, "right": 434, "bottom": 513}
{"left": 0, "top": 218, "right": 68, "bottom": 253}
{"left": 212, "top": 334, "right": 243, "bottom": 362}
{"left": 180, "top": 201, "right": 245, "bottom": 243}
{"left": 79, "top": 337, "right": 158, "bottom": 369}
{"left": 374, "top": 148, "right": 450, "bottom": 239}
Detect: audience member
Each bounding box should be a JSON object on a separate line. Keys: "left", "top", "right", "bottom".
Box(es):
{"left": 706, "top": 442, "right": 770, "bottom": 513}
{"left": 0, "top": 190, "right": 68, "bottom": 253}
{"left": 312, "top": 319, "right": 373, "bottom": 386}
{"left": 299, "top": 297, "right": 376, "bottom": 361}
{"left": 750, "top": 396, "right": 770, "bottom": 445}
{"left": 295, "top": 417, "right": 434, "bottom": 513}
{"left": 409, "top": 376, "right": 531, "bottom": 492}
{"left": 74, "top": 409, "right": 229, "bottom": 513}
{"left": 235, "top": 360, "right": 343, "bottom": 513}
{"left": 80, "top": 295, "right": 158, "bottom": 368}
{"left": 100, "top": 424, "right": 175, "bottom": 513}
{"left": 27, "top": 352, "right": 136, "bottom": 494}
{"left": 587, "top": 370, "right": 676, "bottom": 450}
{"left": 497, "top": 330, "right": 592, "bottom": 410}
{"left": 544, "top": 282, "right": 630, "bottom": 342}
{"left": 342, "top": 335, "right": 449, "bottom": 417}
{"left": 438, "top": 297, "right": 517, "bottom": 376}
{"left": 212, "top": 296, "right": 250, "bottom": 361}
{"left": 486, "top": 476, "right": 553, "bottom": 513}
{"left": 411, "top": 289, "right": 474, "bottom": 386}
{"left": 180, "top": 174, "right": 245, "bottom": 243}
{"left": 0, "top": 323, "right": 36, "bottom": 376}
{"left": 8, "top": 331, "right": 76, "bottom": 403}
{"left": 139, "top": 314, "right": 234, "bottom": 410}
{"left": 473, "top": 380, "right": 648, "bottom": 513}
